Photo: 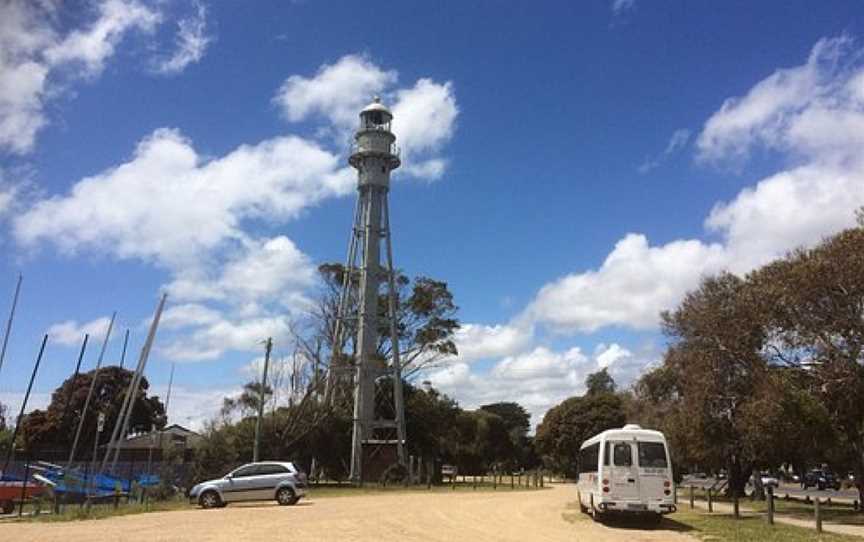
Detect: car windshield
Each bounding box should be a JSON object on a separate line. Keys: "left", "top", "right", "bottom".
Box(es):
{"left": 637, "top": 442, "right": 668, "bottom": 468}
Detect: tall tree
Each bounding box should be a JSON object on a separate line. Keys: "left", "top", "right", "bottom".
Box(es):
{"left": 535, "top": 392, "right": 626, "bottom": 477}
{"left": 752, "top": 225, "right": 864, "bottom": 503}
{"left": 301, "top": 263, "right": 459, "bottom": 385}
{"left": 585, "top": 368, "right": 616, "bottom": 395}
{"left": 21, "top": 366, "right": 166, "bottom": 452}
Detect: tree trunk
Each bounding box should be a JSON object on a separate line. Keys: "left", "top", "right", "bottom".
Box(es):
{"left": 751, "top": 468, "right": 765, "bottom": 501}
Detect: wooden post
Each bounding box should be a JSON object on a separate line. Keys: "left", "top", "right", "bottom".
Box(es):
{"left": 815, "top": 497, "right": 822, "bottom": 533}
{"left": 767, "top": 486, "right": 774, "bottom": 525}
{"left": 518, "top": 473, "right": 522, "bottom": 487}
{"left": 511, "top": 474, "right": 514, "bottom": 489}
{"left": 540, "top": 471, "right": 544, "bottom": 488}
{"left": 473, "top": 475, "right": 477, "bottom": 489}
{"left": 493, "top": 472, "right": 497, "bottom": 490}
{"left": 690, "top": 485, "right": 695, "bottom": 509}
{"left": 733, "top": 493, "right": 739, "bottom": 519}
{"left": 707, "top": 488, "right": 713, "bottom": 513}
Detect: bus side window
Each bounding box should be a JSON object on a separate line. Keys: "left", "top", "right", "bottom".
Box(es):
{"left": 603, "top": 442, "right": 610, "bottom": 466}
{"left": 613, "top": 443, "right": 632, "bottom": 467}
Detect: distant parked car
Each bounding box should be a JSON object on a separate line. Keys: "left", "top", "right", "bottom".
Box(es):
{"left": 802, "top": 470, "right": 841, "bottom": 491}
{"left": 189, "top": 462, "right": 307, "bottom": 509}
{"left": 441, "top": 465, "right": 457, "bottom": 480}
{"left": 750, "top": 472, "right": 779, "bottom": 489}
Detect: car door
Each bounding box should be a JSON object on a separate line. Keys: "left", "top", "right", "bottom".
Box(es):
{"left": 610, "top": 441, "right": 640, "bottom": 502}
{"left": 251, "top": 464, "right": 288, "bottom": 500}
{"left": 223, "top": 465, "right": 260, "bottom": 502}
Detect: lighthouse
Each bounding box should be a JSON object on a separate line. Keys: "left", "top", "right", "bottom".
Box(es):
{"left": 331, "top": 97, "right": 406, "bottom": 483}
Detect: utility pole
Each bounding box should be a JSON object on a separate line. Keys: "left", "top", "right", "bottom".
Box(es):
{"left": 253, "top": 337, "right": 272, "bottom": 463}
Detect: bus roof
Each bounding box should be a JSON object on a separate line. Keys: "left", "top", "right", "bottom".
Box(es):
{"left": 579, "top": 425, "right": 667, "bottom": 449}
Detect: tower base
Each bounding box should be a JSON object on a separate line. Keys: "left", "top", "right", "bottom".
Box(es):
{"left": 359, "top": 442, "right": 400, "bottom": 483}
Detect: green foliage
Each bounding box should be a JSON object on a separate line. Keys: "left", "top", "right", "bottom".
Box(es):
{"left": 631, "top": 220, "right": 864, "bottom": 502}
{"left": 20, "top": 365, "right": 165, "bottom": 452}
{"left": 585, "top": 368, "right": 616, "bottom": 395}
{"left": 535, "top": 391, "right": 627, "bottom": 478}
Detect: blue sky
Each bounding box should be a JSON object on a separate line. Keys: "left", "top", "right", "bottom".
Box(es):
{"left": 2, "top": 0, "right": 864, "bottom": 428}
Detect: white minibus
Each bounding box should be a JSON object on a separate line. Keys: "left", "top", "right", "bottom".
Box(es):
{"left": 577, "top": 424, "right": 675, "bottom": 520}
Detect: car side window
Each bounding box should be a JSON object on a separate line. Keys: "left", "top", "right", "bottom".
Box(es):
{"left": 258, "top": 464, "right": 288, "bottom": 475}
{"left": 232, "top": 465, "right": 259, "bottom": 478}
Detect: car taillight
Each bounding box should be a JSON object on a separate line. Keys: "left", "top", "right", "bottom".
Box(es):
{"left": 664, "top": 490, "right": 671, "bottom": 495}
{"left": 663, "top": 480, "right": 671, "bottom": 487}
{"left": 603, "top": 486, "right": 610, "bottom": 493}
{"left": 602, "top": 479, "right": 609, "bottom": 485}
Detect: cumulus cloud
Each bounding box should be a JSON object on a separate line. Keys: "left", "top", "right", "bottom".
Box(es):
{"left": 46, "top": 315, "right": 113, "bottom": 346}
{"left": 154, "top": 1, "right": 212, "bottom": 75}
{"left": 452, "top": 323, "right": 533, "bottom": 363}
{"left": 274, "top": 55, "right": 458, "bottom": 180}
{"left": 14, "top": 128, "right": 352, "bottom": 269}
{"left": 427, "top": 342, "right": 648, "bottom": 427}
{"left": 528, "top": 234, "right": 728, "bottom": 332}
{"left": 274, "top": 54, "right": 397, "bottom": 129}
{"left": 158, "top": 314, "right": 294, "bottom": 362}
{"left": 0, "top": 0, "right": 161, "bottom": 154}
{"left": 526, "top": 35, "right": 864, "bottom": 334}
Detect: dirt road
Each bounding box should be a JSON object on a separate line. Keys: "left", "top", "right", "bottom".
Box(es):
{"left": 2, "top": 484, "right": 695, "bottom": 542}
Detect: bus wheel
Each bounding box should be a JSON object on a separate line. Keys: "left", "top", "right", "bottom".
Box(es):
{"left": 589, "top": 494, "right": 601, "bottom": 522}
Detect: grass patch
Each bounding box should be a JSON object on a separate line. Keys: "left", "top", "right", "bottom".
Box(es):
{"left": 670, "top": 510, "right": 859, "bottom": 542}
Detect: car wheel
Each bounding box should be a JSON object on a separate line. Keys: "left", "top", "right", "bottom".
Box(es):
{"left": 199, "top": 490, "right": 222, "bottom": 509}
{"left": 276, "top": 487, "right": 297, "bottom": 506}
{"left": 577, "top": 492, "right": 588, "bottom": 514}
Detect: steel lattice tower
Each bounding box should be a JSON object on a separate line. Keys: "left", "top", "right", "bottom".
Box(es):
{"left": 330, "top": 97, "right": 406, "bottom": 483}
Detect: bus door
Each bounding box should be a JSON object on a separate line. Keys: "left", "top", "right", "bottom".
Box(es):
{"left": 637, "top": 441, "right": 671, "bottom": 502}
{"left": 609, "top": 441, "right": 640, "bottom": 502}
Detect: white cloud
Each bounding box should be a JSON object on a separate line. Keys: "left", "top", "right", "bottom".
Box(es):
{"left": 594, "top": 343, "right": 633, "bottom": 369}
{"left": 44, "top": 0, "right": 160, "bottom": 75}
{"left": 427, "top": 342, "right": 648, "bottom": 428}
{"left": 526, "top": 35, "right": 864, "bottom": 334}
{"left": 0, "top": 0, "right": 161, "bottom": 154}
{"left": 696, "top": 36, "right": 861, "bottom": 165}
{"left": 452, "top": 322, "right": 533, "bottom": 363}
{"left": 159, "top": 303, "right": 223, "bottom": 330}
{"left": 274, "top": 54, "right": 397, "bottom": 129}
{"left": 46, "top": 316, "right": 113, "bottom": 346}
{"left": 161, "top": 385, "right": 236, "bottom": 431}
{"left": 154, "top": 0, "right": 211, "bottom": 75}
{"left": 528, "top": 234, "right": 727, "bottom": 332}
{"left": 14, "top": 128, "right": 352, "bottom": 270}
{"left": 159, "top": 315, "right": 294, "bottom": 362}
{"left": 391, "top": 79, "right": 458, "bottom": 178}
{"left": 274, "top": 55, "right": 458, "bottom": 180}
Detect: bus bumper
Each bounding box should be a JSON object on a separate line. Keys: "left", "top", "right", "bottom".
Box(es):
{"left": 596, "top": 501, "right": 677, "bottom": 514}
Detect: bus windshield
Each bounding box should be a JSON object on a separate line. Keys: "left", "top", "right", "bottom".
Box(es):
{"left": 638, "top": 442, "right": 668, "bottom": 468}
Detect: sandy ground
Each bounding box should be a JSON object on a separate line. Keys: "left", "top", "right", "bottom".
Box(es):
{"left": 1, "top": 484, "right": 695, "bottom": 542}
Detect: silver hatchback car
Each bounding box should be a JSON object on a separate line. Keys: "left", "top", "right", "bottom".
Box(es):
{"left": 189, "top": 461, "right": 307, "bottom": 508}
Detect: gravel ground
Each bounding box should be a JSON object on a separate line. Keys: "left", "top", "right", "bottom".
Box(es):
{"left": 2, "top": 484, "right": 695, "bottom": 542}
